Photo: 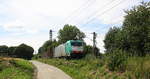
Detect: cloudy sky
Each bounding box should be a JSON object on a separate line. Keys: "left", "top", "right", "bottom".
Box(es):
{"left": 0, "top": 0, "right": 148, "bottom": 53}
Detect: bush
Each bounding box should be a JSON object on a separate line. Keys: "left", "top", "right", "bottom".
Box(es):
{"left": 14, "top": 44, "right": 34, "bottom": 60}
{"left": 107, "top": 49, "right": 128, "bottom": 72}
{"left": 32, "top": 54, "right": 41, "bottom": 59}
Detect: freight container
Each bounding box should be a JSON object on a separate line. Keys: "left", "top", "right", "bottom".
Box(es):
{"left": 54, "top": 44, "right": 66, "bottom": 57}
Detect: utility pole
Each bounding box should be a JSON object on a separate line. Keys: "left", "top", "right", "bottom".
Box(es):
{"left": 49, "top": 29, "right": 54, "bottom": 58}
{"left": 92, "top": 32, "right": 97, "bottom": 56}
{"left": 49, "top": 29, "right": 52, "bottom": 41}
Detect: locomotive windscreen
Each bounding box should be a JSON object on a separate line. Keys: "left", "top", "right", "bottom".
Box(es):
{"left": 71, "top": 42, "right": 82, "bottom": 46}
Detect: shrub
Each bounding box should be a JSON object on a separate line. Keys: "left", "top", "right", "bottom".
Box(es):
{"left": 107, "top": 49, "right": 128, "bottom": 72}
{"left": 14, "top": 44, "right": 34, "bottom": 60}
{"left": 32, "top": 54, "right": 41, "bottom": 59}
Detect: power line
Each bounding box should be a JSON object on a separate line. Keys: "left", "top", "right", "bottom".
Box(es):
{"left": 83, "top": 0, "right": 127, "bottom": 26}
{"left": 76, "top": 0, "right": 119, "bottom": 25}
{"left": 90, "top": 0, "right": 140, "bottom": 33}
{"left": 67, "top": 0, "right": 97, "bottom": 24}
{"left": 61, "top": 0, "right": 94, "bottom": 25}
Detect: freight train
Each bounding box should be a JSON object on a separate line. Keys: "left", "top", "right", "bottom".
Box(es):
{"left": 53, "top": 40, "right": 84, "bottom": 58}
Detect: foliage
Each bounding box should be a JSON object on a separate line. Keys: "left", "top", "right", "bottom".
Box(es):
{"left": 104, "top": 2, "right": 150, "bottom": 56}
{"left": 14, "top": 44, "right": 34, "bottom": 60}
{"left": 104, "top": 27, "right": 122, "bottom": 53}
{"left": 0, "top": 58, "right": 34, "bottom": 79}
{"left": 107, "top": 49, "right": 127, "bottom": 72}
{"left": 38, "top": 46, "right": 44, "bottom": 54}
{"left": 123, "top": 2, "right": 150, "bottom": 56}
{"left": 7, "top": 46, "right": 17, "bottom": 57}
{"left": 83, "top": 45, "right": 101, "bottom": 58}
{"left": 38, "top": 40, "right": 59, "bottom": 56}
{"left": 0, "top": 44, "right": 34, "bottom": 59}
{"left": 58, "top": 24, "right": 85, "bottom": 44}
{"left": 0, "top": 45, "right": 8, "bottom": 56}
{"left": 83, "top": 45, "right": 93, "bottom": 54}
{"left": 32, "top": 54, "right": 41, "bottom": 59}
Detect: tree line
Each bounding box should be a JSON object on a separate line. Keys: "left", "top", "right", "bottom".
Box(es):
{"left": 104, "top": 2, "right": 150, "bottom": 56}
{"left": 0, "top": 44, "right": 34, "bottom": 60}
{"left": 102, "top": 2, "right": 150, "bottom": 73}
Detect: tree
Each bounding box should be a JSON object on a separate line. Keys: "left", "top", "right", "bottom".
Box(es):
{"left": 14, "top": 44, "right": 34, "bottom": 60}
{"left": 0, "top": 45, "right": 8, "bottom": 56}
{"left": 42, "top": 40, "right": 53, "bottom": 52}
{"left": 38, "top": 47, "right": 44, "bottom": 54}
{"left": 104, "top": 27, "right": 122, "bottom": 53}
{"left": 58, "top": 24, "right": 85, "bottom": 43}
{"left": 104, "top": 2, "right": 150, "bottom": 56}
{"left": 7, "top": 46, "right": 17, "bottom": 57}
{"left": 122, "top": 2, "right": 150, "bottom": 56}
{"left": 83, "top": 45, "right": 93, "bottom": 54}
{"left": 83, "top": 45, "right": 101, "bottom": 57}
{"left": 38, "top": 40, "right": 59, "bottom": 54}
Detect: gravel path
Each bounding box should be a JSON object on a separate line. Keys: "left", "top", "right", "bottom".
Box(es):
{"left": 31, "top": 60, "right": 72, "bottom": 79}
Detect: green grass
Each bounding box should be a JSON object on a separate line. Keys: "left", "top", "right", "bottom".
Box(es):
{"left": 0, "top": 58, "right": 34, "bottom": 79}
{"left": 125, "top": 56, "right": 150, "bottom": 79}
{"left": 37, "top": 58, "right": 122, "bottom": 79}
{"left": 37, "top": 55, "right": 150, "bottom": 79}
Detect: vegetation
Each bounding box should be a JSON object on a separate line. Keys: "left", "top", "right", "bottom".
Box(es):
{"left": 104, "top": 2, "right": 150, "bottom": 56}
{"left": 101, "top": 2, "right": 150, "bottom": 78}
{"left": 14, "top": 44, "right": 34, "bottom": 60}
{"left": 0, "top": 43, "right": 34, "bottom": 60}
{"left": 58, "top": 24, "right": 85, "bottom": 44}
{"left": 37, "top": 55, "right": 150, "bottom": 79}
{"left": 0, "top": 45, "right": 9, "bottom": 56}
{"left": 0, "top": 57, "right": 34, "bottom": 79}
{"left": 38, "top": 40, "right": 59, "bottom": 54}
{"left": 106, "top": 49, "right": 127, "bottom": 72}
{"left": 83, "top": 45, "right": 101, "bottom": 58}
{"left": 36, "top": 2, "right": 150, "bottom": 79}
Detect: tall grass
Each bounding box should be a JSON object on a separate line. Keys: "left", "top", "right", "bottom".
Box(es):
{"left": 126, "top": 56, "right": 150, "bottom": 79}
{"left": 37, "top": 54, "right": 150, "bottom": 79}
{"left": 37, "top": 58, "right": 124, "bottom": 79}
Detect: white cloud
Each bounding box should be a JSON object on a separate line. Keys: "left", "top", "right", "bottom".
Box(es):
{"left": 3, "top": 20, "right": 25, "bottom": 32}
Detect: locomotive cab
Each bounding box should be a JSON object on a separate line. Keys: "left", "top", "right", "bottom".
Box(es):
{"left": 65, "top": 40, "right": 84, "bottom": 58}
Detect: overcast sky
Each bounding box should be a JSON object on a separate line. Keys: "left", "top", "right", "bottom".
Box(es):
{"left": 0, "top": 0, "right": 148, "bottom": 53}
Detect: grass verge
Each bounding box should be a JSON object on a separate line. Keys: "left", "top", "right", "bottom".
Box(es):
{"left": 37, "top": 55, "right": 150, "bottom": 79}
{"left": 0, "top": 57, "right": 34, "bottom": 79}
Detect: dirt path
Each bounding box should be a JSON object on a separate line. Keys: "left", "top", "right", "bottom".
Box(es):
{"left": 31, "top": 60, "right": 72, "bottom": 79}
